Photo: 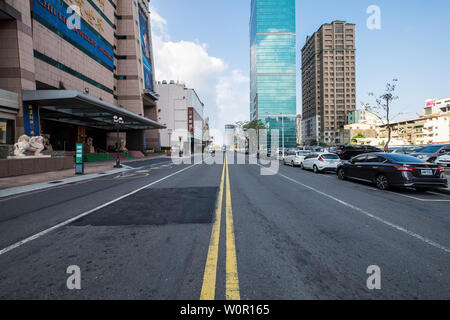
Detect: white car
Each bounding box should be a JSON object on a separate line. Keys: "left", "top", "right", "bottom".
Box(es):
{"left": 283, "top": 150, "right": 310, "bottom": 167}
{"left": 436, "top": 153, "right": 450, "bottom": 168}
{"left": 302, "top": 152, "right": 341, "bottom": 173}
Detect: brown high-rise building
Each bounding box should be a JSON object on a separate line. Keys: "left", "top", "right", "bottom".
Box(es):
{"left": 301, "top": 21, "right": 356, "bottom": 145}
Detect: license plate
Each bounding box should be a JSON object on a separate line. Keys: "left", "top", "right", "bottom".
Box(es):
{"left": 421, "top": 169, "right": 433, "bottom": 176}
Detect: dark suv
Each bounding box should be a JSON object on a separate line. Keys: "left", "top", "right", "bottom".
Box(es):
{"left": 335, "top": 145, "right": 382, "bottom": 160}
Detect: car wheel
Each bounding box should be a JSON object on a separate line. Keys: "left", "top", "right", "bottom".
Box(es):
{"left": 291, "top": 161, "right": 295, "bottom": 167}
{"left": 375, "top": 174, "right": 390, "bottom": 190}
{"left": 337, "top": 168, "right": 346, "bottom": 180}
{"left": 283, "top": 159, "right": 286, "bottom": 165}
{"left": 300, "top": 163, "right": 304, "bottom": 170}
{"left": 313, "top": 165, "right": 320, "bottom": 174}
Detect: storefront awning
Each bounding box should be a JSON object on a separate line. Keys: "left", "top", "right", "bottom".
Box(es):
{"left": 22, "top": 90, "right": 166, "bottom": 130}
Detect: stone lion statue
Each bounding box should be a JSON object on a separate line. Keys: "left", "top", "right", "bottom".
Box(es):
{"left": 86, "top": 137, "right": 95, "bottom": 154}
{"left": 14, "top": 134, "right": 45, "bottom": 157}
{"left": 42, "top": 134, "right": 53, "bottom": 152}
{"left": 119, "top": 138, "right": 128, "bottom": 152}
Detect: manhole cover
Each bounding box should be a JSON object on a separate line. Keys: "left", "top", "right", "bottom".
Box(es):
{"left": 72, "top": 187, "right": 218, "bottom": 226}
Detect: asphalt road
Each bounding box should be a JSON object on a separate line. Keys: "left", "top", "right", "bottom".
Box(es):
{"left": 0, "top": 153, "right": 449, "bottom": 299}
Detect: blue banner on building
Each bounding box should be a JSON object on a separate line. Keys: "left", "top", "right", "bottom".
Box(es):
{"left": 138, "top": 7, "right": 153, "bottom": 90}
{"left": 33, "top": 0, "right": 114, "bottom": 70}
{"left": 23, "top": 104, "right": 40, "bottom": 137}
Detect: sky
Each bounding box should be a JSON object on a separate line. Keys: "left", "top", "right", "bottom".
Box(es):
{"left": 149, "top": 0, "right": 450, "bottom": 142}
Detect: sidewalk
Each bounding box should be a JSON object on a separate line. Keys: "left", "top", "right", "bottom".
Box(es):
{"left": 0, "top": 154, "right": 167, "bottom": 191}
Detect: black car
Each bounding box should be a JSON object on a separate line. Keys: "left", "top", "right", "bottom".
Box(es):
{"left": 335, "top": 145, "right": 382, "bottom": 160}
{"left": 336, "top": 153, "right": 448, "bottom": 191}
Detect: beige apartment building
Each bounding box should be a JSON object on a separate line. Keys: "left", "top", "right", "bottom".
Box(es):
{"left": 301, "top": 21, "right": 356, "bottom": 145}
{"left": 0, "top": 0, "right": 164, "bottom": 156}
{"left": 377, "top": 114, "right": 450, "bottom": 146}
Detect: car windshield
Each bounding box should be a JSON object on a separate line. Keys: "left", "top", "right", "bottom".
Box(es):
{"left": 386, "top": 154, "right": 425, "bottom": 163}
{"left": 419, "top": 145, "right": 443, "bottom": 153}
{"left": 297, "top": 152, "right": 309, "bottom": 156}
{"left": 322, "top": 154, "right": 340, "bottom": 159}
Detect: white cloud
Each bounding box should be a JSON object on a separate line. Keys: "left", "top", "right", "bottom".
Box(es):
{"left": 150, "top": 6, "right": 249, "bottom": 146}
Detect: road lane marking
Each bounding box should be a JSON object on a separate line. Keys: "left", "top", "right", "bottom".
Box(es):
{"left": 388, "top": 192, "right": 450, "bottom": 202}
{"left": 225, "top": 156, "right": 240, "bottom": 300}
{"left": 200, "top": 161, "right": 226, "bottom": 300}
{"left": 0, "top": 163, "right": 199, "bottom": 256}
{"left": 281, "top": 164, "right": 450, "bottom": 202}
{"left": 260, "top": 164, "right": 450, "bottom": 254}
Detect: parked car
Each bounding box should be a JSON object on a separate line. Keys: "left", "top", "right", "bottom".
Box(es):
{"left": 336, "top": 153, "right": 448, "bottom": 191}
{"left": 388, "top": 147, "right": 408, "bottom": 154}
{"left": 335, "top": 145, "right": 382, "bottom": 160}
{"left": 410, "top": 144, "right": 450, "bottom": 163}
{"left": 388, "top": 146, "right": 421, "bottom": 154}
{"left": 408, "top": 146, "right": 426, "bottom": 153}
{"left": 436, "top": 153, "right": 450, "bottom": 168}
{"left": 302, "top": 152, "right": 341, "bottom": 173}
{"left": 283, "top": 150, "right": 310, "bottom": 167}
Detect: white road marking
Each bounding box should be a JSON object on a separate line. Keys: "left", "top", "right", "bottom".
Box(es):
{"left": 390, "top": 192, "right": 450, "bottom": 202}
{"left": 283, "top": 165, "right": 450, "bottom": 202}
{"left": 0, "top": 163, "right": 199, "bottom": 256}
{"left": 261, "top": 164, "right": 450, "bottom": 254}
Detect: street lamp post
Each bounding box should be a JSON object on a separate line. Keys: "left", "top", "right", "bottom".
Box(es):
{"left": 281, "top": 112, "right": 285, "bottom": 159}
{"left": 113, "top": 115, "right": 124, "bottom": 168}
{"left": 167, "top": 129, "right": 172, "bottom": 156}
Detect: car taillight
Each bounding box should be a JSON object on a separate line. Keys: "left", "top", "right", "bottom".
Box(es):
{"left": 437, "top": 167, "right": 445, "bottom": 174}
{"left": 318, "top": 156, "right": 324, "bottom": 162}
{"left": 395, "top": 166, "right": 415, "bottom": 172}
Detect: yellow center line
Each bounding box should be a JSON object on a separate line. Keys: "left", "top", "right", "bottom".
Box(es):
{"left": 200, "top": 159, "right": 226, "bottom": 300}
{"left": 225, "top": 155, "right": 241, "bottom": 300}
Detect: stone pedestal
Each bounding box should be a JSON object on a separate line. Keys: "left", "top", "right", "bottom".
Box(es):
{"left": 7, "top": 155, "right": 51, "bottom": 159}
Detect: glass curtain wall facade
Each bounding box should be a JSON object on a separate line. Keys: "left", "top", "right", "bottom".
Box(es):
{"left": 250, "top": 0, "right": 297, "bottom": 149}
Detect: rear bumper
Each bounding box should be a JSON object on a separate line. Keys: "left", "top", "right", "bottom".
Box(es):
{"left": 317, "top": 165, "right": 338, "bottom": 172}
{"left": 394, "top": 180, "right": 448, "bottom": 188}
{"left": 390, "top": 172, "right": 448, "bottom": 188}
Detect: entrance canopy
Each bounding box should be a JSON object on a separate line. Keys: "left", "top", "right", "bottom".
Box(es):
{"left": 23, "top": 90, "right": 166, "bottom": 130}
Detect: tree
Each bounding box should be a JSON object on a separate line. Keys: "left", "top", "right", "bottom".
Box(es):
{"left": 238, "top": 120, "right": 267, "bottom": 157}
{"left": 352, "top": 133, "right": 366, "bottom": 143}
{"left": 362, "top": 79, "right": 401, "bottom": 152}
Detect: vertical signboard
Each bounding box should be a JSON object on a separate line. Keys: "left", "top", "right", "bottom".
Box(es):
{"left": 138, "top": 7, "right": 153, "bottom": 90}
{"left": 75, "top": 142, "right": 84, "bottom": 174}
{"left": 23, "top": 104, "right": 40, "bottom": 137}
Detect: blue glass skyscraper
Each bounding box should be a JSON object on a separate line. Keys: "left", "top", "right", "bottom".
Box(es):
{"left": 250, "top": 0, "right": 297, "bottom": 149}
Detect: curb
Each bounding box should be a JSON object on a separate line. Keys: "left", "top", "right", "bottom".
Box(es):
{"left": 0, "top": 166, "right": 131, "bottom": 199}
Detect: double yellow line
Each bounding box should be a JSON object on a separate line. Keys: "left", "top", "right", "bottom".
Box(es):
{"left": 200, "top": 155, "right": 240, "bottom": 300}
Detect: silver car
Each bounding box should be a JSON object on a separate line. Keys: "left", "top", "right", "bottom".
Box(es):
{"left": 302, "top": 152, "right": 341, "bottom": 173}
{"left": 436, "top": 153, "right": 450, "bottom": 168}
{"left": 283, "top": 150, "right": 310, "bottom": 167}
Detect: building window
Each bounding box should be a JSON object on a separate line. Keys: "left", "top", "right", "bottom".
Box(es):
{"left": 0, "top": 119, "right": 14, "bottom": 144}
